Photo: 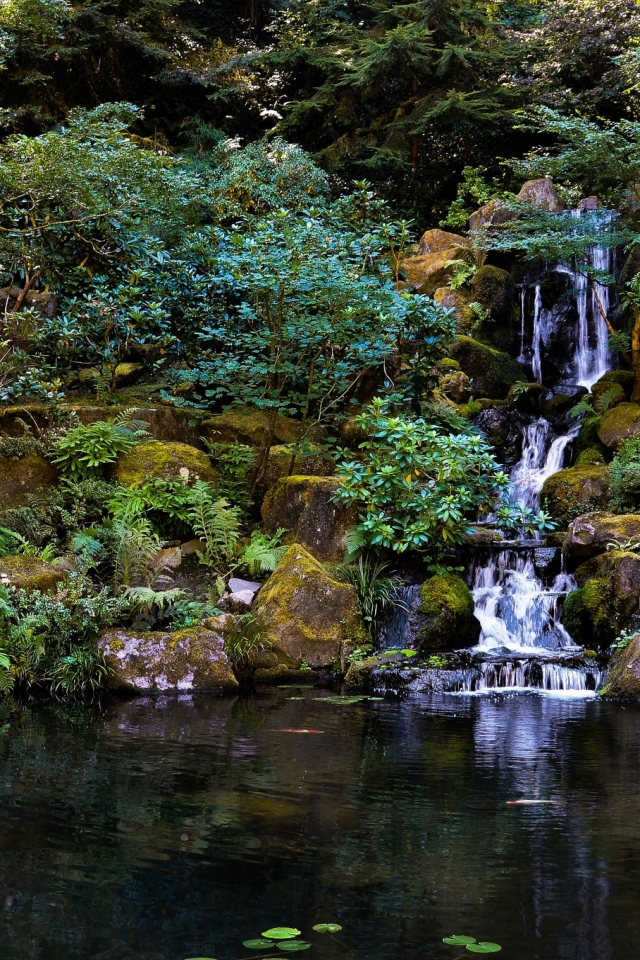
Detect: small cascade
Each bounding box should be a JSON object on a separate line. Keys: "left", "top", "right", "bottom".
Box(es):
{"left": 510, "top": 418, "right": 579, "bottom": 513}
{"left": 455, "top": 659, "right": 605, "bottom": 694}
{"left": 572, "top": 208, "right": 613, "bottom": 389}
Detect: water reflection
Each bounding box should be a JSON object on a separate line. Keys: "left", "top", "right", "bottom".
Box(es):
{"left": 0, "top": 691, "right": 638, "bottom": 960}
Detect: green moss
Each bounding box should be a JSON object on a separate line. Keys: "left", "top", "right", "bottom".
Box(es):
{"left": 201, "top": 407, "right": 326, "bottom": 447}
{"left": 575, "top": 447, "right": 606, "bottom": 466}
{"left": 540, "top": 464, "right": 610, "bottom": 526}
{"left": 438, "top": 357, "right": 461, "bottom": 372}
{"left": 449, "top": 336, "right": 525, "bottom": 400}
{"left": 563, "top": 550, "right": 640, "bottom": 647}
{"left": 0, "top": 556, "right": 66, "bottom": 594}
{"left": 597, "top": 403, "right": 640, "bottom": 449}
{"left": 417, "top": 573, "right": 480, "bottom": 651}
{"left": 0, "top": 453, "right": 58, "bottom": 510}
{"left": 563, "top": 580, "right": 613, "bottom": 647}
{"left": 262, "top": 476, "right": 354, "bottom": 561}
{"left": 115, "top": 441, "right": 218, "bottom": 487}
{"left": 599, "top": 634, "right": 640, "bottom": 697}
{"left": 597, "top": 369, "right": 635, "bottom": 391}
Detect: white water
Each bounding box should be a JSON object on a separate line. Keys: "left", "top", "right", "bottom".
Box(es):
{"left": 458, "top": 659, "right": 605, "bottom": 694}
{"left": 572, "top": 209, "right": 613, "bottom": 389}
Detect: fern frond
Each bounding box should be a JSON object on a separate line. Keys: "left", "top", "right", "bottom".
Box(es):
{"left": 344, "top": 528, "right": 367, "bottom": 561}
{"left": 189, "top": 481, "right": 241, "bottom": 572}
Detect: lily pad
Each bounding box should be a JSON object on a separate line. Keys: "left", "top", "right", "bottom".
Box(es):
{"left": 466, "top": 944, "right": 501, "bottom": 954}
{"left": 243, "top": 940, "right": 275, "bottom": 949}
{"left": 314, "top": 696, "right": 382, "bottom": 704}
{"left": 443, "top": 936, "right": 477, "bottom": 945}
{"left": 277, "top": 943, "right": 310, "bottom": 952}
{"left": 262, "top": 928, "right": 301, "bottom": 941}
{"left": 312, "top": 924, "right": 342, "bottom": 933}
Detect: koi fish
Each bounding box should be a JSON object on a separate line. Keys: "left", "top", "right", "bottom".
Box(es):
{"left": 276, "top": 728, "right": 324, "bottom": 734}
{"left": 506, "top": 799, "right": 563, "bottom": 805}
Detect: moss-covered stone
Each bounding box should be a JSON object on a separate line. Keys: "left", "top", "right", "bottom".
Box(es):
{"left": 262, "top": 476, "right": 355, "bottom": 562}
{"left": 448, "top": 336, "right": 526, "bottom": 399}
{"left": 201, "top": 407, "right": 326, "bottom": 447}
{"left": 543, "top": 393, "right": 577, "bottom": 416}
{"left": 98, "top": 620, "right": 238, "bottom": 691}
{"left": 591, "top": 380, "right": 625, "bottom": 411}
{"left": 541, "top": 464, "right": 610, "bottom": 526}
{"left": 575, "top": 447, "right": 606, "bottom": 467}
{"left": 0, "top": 556, "right": 66, "bottom": 593}
{"left": 597, "top": 403, "right": 640, "bottom": 449}
{"left": 563, "top": 511, "right": 640, "bottom": 563}
{"left": 563, "top": 550, "right": 640, "bottom": 648}
{"left": 0, "top": 452, "right": 58, "bottom": 510}
{"left": 439, "top": 370, "right": 472, "bottom": 404}
{"left": 402, "top": 246, "right": 475, "bottom": 296}
{"left": 416, "top": 573, "right": 480, "bottom": 652}
{"left": 434, "top": 286, "right": 475, "bottom": 335}
{"left": 417, "top": 228, "right": 471, "bottom": 255}
{"left": 597, "top": 369, "right": 636, "bottom": 393}
{"left": 507, "top": 382, "right": 544, "bottom": 412}
{"left": 252, "top": 544, "right": 364, "bottom": 672}
{"left": 600, "top": 633, "right": 640, "bottom": 697}
{"left": 468, "top": 198, "right": 514, "bottom": 232}
{"left": 469, "top": 265, "right": 516, "bottom": 350}
{"left": 115, "top": 441, "right": 218, "bottom": 487}
{"left": 260, "top": 444, "right": 335, "bottom": 495}
{"left": 113, "top": 362, "right": 144, "bottom": 387}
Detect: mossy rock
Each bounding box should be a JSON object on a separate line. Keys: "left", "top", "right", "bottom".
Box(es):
{"left": 252, "top": 544, "right": 365, "bottom": 672}
{"left": 402, "top": 246, "right": 475, "bottom": 296}
{"left": 563, "top": 511, "right": 640, "bottom": 564}
{"left": 574, "top": 447, "right": 605, "bottom": 467}
{"left": 98, "top": 619, "right": 238, "bottom": 691}
{"left": 416, "top": 573, "right": 480, "bottom": 652}
{"left": 201, "top": 407, "right": 326, "bottom": 448}
{"left": 434, "top": 286, "right": 475, "bottom": 335}
{"left": 507, "top": 382, "right": 544, "bottom": 412}
{"left": 448, "top": 336, "right": 526, "bottom": 399}
{"left": 262, "top": 476, "right": 355, "bottom": 562}
{"left": 469, "top": 265, "right": 515, "bottom": 350}
{"left": 597, "top": 368, "right": 635, "bottom": 393}
{"left": 591, "top": 380, "right": 625, "bottom": 411}
{"left": 115, "top": 441, "right": 218, "bottom": 487}
{"left": 541, "top": 464, "right": 610, "bottom": 527}
{"left": 254, "top": 444, "right": 335, "bottom": 501}
{"left": 597, "top": 403, "right": 640, "bottom": 449}
{"left": 600, "top": 633, "right": 640, "bottom": 697}
{"left": 0, "top": 556, "right": 67, "bottom": 594}
{"left": 337, "top": 416, "right": 368, "bottom": 449}
{"left": 563, "top": 550, "right": 640, "bottom": 648}
{"left": 543, "top": 394, "right": 577, "bottom": 416}
{"left": 417, "top": 228, "right": 471, "bottom": 256}
{"left": 439, "top": 370, "right": 472, "bottom": 404}
{"left": 0, "top": 452, "right": 58, "bottom": 510}
{"left": 468, "top": 198, "right": 514, "bottom": 232}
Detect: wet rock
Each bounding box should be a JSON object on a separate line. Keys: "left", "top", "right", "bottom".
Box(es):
{"left": 201, "top": 407, "right": 326, "bottom": 447}
{"left": 507, "top": 382, "right": 544, "bottom": 413}
{"left": 563, "top": 550, "right": 640, "bottom": 648}
{"left": 402, "top": 246, "right": 476, "bottom": 296}
{"left": 597, "top": 403, "right": 640, "bottom": 449}
{"left": 262, "top": 476, "right": 355, "bottom": 562}
{"left": 600, "top": 633, "right": 640, "bottom": 697}
{"left": 591, "top": 380, "right": 625, "bottom": 410}
{"left": 416, "top": 573, "right": 481, "bottom": 652}
{"left": 563, "top": 512, "right": 640, "bottom": 564}
{"left": 252, "top": 544, "right": 364, "bottom": 674}
{"left": 474, "top": 407, "right": 523, "bottom": 467}
{"left": 469, "top": 265, "right": 516, "bottom": 350}
{"left": 417, "top": 228, "right": 472, "bottom": 256}
{"left": 440, "top": 370, "right": 472, "bottom": 403}
{"left": 541, "top": 464, "right": 610, "bottom": 527}
{"left": 115, "top": 441, "right": 218, "bottom": 487}
{"left": 98, "top": 620, "right": 239, "bottom": 692}
{"left": 469, "top": 198, "right": 515, "bottom": 232}
{"left": 516, "top": 178, "right": 566, "bottom": 211}
{"left": 448, "top": 336, "right": 526, "bottom": 400}
{"left": 0, "top": 452, "right": 58, "bottom": 510}
{"left": 0, "top": 556, "right": 67, "bottom": 593}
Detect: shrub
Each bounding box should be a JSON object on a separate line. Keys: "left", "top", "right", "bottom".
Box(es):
{"left": 337, "top": 554, "right": 407, "bottom": 640}
{"left": 53, "top": 412, "right": 150, "bottom": 480}
{"left": 610, "top": 438, "right": 640, "bottom": 510}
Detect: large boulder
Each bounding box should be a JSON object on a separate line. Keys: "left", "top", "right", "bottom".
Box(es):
{"left": 541, "top": 464, "right": 610, "bottom": 527}
{"left": 475, "top": 407, "right": 523, "bottom": 468}
{"left": 563, "top": 550, "right": 640, "bottom": 648}
{"left": 470, "top": 265, "right": 515, "bottom": 326}
{"left": 600, "top": 634, "right": 640, "bottom": 697}
{"left": 415, "top": 573, "right": 481, "bottom": 652}
{"left": 258, "top": 444, "right": 335, "bottom": 499}
{"left": 469, "top": 198, "right": 514, "bottom": 233}
{"left": 402, "top": 245, "right": 475, "bottom": 296}
{"left": 563, "top": 512, "right": 640, "bottom": 564}
{"left": 448, "top": 336, "right": 526, "bottom": 399}
{"left": 516, "top": 178, "right": 566, "bottom": 211}
{"left": 115, "top": 441, "right": 218, "bottom": 487}
{"left": 0, "top": 556, "right": 66, "bottom": 593}
{"left": 417, "top": 228, "right": 472, "bottom": 256}
{"left": 201, "top": 407, "right": 326, "bottom": 447}
{"left": 98, "top": 620, "right": 239, "bottom": 692}
{"left": 262, "top": 476, "right": 355, "bottom": 562}
{"left": 252, "top": 544, "right": 364, "bottom": 673}
{"left": 0, "top": 452, "right": 57, "bottom": 510}
{"left": 0, "top": 405, "right": 204, "bottom": 445}
{"left": 434, "top": 287, "right": 475, "bottom": 335}
{"left": 597, "top": 403, "right": 640, "bottom": 449}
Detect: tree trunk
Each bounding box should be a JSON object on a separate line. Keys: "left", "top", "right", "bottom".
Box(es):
{"left": 248, "top": 408, "right": 276, "bottom": 496}
{"left": 630, "top": 310, "right": 640, "bottom": 403}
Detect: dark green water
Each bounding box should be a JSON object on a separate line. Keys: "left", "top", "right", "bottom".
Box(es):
{"left": 0, "top": 689, "right": 639, "bottom": 960}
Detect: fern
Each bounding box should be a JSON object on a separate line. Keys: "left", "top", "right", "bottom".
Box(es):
{"left": 69, "top": 530, "right": 106, "bottom": 573}
{"left": 189, "top": 480, "right": 241, "bottom": 572}
{"left": 239, "top": 529, "right": 287, "bottom": 575}
{"left": 111, "top": 519, "right": 163, "bottom": 589}
{"left": 53, "top": 412, "right": 150, "bottom": 480}
{"left": 344, "top": 528, "right": 367, "bottom": 562}
{"left": 125, "top": 586, "right": 184, "bottom": 613}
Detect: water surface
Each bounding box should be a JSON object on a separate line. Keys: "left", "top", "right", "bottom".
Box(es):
{"left": 0, "top": 689, "right": 639, "bottom": 960}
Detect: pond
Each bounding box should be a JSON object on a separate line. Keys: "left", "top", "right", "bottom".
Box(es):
{"left": 0, "top": 688, "right": 639, "bottom": 960}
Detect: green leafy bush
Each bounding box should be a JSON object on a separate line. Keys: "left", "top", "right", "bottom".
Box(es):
{"left": 337, "top": 555, "right": 407, "bottom": 640}
{"left": 610, "top": 438, "right": 640, "bottom": 509}
{"left": 53, "top": 412, "right": 150, "bottom": 480}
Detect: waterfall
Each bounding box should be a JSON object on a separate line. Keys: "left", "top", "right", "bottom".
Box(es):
{"left": 456, "top": 660, "right": 605, "bottom": 694}
{"left": 530, "top": 285, "right": 543, "bottom": 384}
{"left": 571, "top": 209, "right": 614, "bottom": 389}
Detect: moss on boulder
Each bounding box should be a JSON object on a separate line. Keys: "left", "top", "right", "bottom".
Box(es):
{"left": 469, "top": 265, "right": 516, "bottom": 350}
{"left": 591, "top": 380, "right": 625, "bottom": 411}
{"left": 516, "top": 178, "right": 566, "bottom": 211}
{"left": 98, "top": 619, "right": 239, "bottom": 691}
{"left": 0, "top": 556, "right": 66, "bottom": 593}
{"left": 600, "top": 634, "right": 640, "bottom": 697}
{"left": 597, "top": 403, "right": 640, "bottom": 449}
{"left": 434, "top": 287, "right": 475, "bottom": 335}
{"left": 541, "top": 464, "right": 610, "bottom": 526}
{"left": 468, "top": 198, "right": 514, "bottom": 232}
{"left": 0, "top": 452, "right": 58, "bottom": 510}
{"left": 201, "top": 407, "right": 326, "bottom": 447}
{"left": 448, "top": 336, "right": 526, "bottom": 399}
{"left": 417, "top": 228, "right": 471, "bottom": 255}
{"left": 563, "top": 550, "right": 640, "bottom": 648}
{"left": 416, "top": 573, "right": 480, "bottom": 652}
{"left": 260, "top": 444, "right": 335, "bottom": 495}
{"left": 115, "top": 441, "right": 218, "bottom": 487}
{"left": 262, "top": 476, "right": 355, "bottom": 562}
{"left": 574, "top": 447, "right": 606, "bottom": 467}
{"left": 563, "top": 511, "right": 640, "bottom": 564}
{"left": 252, "top": 544, "right": 364, "bottom": 673}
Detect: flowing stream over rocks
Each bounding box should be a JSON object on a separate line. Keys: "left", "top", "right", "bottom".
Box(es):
{"left": 382, "top": 216, "right": 616, "bottom": 694}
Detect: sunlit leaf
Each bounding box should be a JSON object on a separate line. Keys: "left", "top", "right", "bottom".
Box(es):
{"left": 262, "top": 928, "right": 301, "bottom": 940}
{"left": 243, "top": 940, "right": 275, "bottom": 949}
{"left": 443, "top": 936, "right": 477, "bottom": 945}
{"left": 312, "top": 924, "right": 342, "bottom": 933}
{"left": 277, "top": 943, "right": 310, "bottom": 952}
{"left": 466, "top": 943, "right": 501, "bottom": 953}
